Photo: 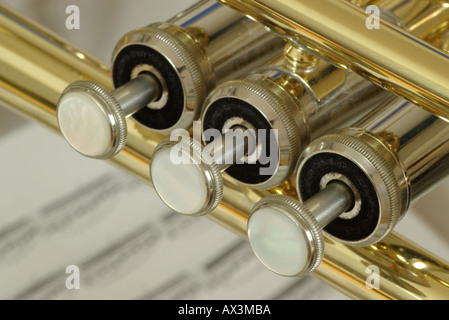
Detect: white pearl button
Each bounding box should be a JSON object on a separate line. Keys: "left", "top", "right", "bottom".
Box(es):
{"left": 247, "top": 207, "right": 311, "bottom": 276}
{"left": 57, "top": 91, "right": 112, "bottom": 157}
{"left": 151, "top": 148, "right": 209, "bottom": 215}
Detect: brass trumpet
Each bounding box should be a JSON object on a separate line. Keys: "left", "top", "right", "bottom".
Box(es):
{"left": 1, "top": 0, "right": 449, "bottom": 300}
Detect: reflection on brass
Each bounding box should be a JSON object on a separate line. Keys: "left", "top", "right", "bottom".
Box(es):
{"left": 185, "top": 27, "right": 210, "bottom": 48}
{"left": 283, "top": 44, "right": 319, "bottom": 73}
{"left": 219, "top": 0, "right": 449, "bottom": 121}
{"left": 376, "top": 131, "right": 401, "bottom": 153}
{"left": 318, "top": 232, "right": 449, "bottom": 300}
{"left": 1, "top": 2, "right": 449, "bottom": 300}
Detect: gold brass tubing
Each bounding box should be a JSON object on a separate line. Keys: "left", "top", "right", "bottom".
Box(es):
{"left": 0, "top": 5, "right": 111, "bottom": 129}
{"left": 218, "top": 0, "right": 449, "bottom": 121}
{"left": 350, "top": 0, "right": 449, "bottom": 40}
{"left": 317, "top": 233, "right": 449, "bottom": 300}
{"left": 1, "top": 4, "right": 449, "bottom": 300}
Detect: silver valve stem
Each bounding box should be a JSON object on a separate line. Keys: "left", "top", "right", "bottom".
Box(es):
{"left": 57, "top": 73, "right": 161, "bottom": 159}
{"left": 247, "top": 181, "right": 355, "bottom": 277}
{"left": 150, "top": 127, "right": 256, "bottom": 216}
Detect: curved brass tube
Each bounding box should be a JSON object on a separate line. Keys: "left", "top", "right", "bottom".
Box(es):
{"left": 0, "top": 4, "right": 449, "bottom": 300}
{"left": 219, "top": 0, "right": 449, "bottom": 121}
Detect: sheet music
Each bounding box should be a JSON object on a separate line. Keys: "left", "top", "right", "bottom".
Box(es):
{"left": 0, "top": 107, "right": 349, "bottom": 300}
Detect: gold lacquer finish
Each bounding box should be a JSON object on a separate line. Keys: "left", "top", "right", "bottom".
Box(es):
{"left": 0, "top": 6, "right": 111, "bottom": 129}
{"left": 318, "top": 233, "right": 449, "bottom": 300}
{"left": 1, "top": 3, "right": 449, "bottom": 300}
{"left": 219, "top": 0, "right": 449, "bottom": 121}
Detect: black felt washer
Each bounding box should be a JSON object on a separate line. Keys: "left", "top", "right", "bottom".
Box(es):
{"left": 202, "top": 98, "right": 278, "bottom": 185}
{"left": 299, "top": 153, "right": 380, "bottom": 242}
{"left": 113, "top": 45, "right": 184, "bottom": 130}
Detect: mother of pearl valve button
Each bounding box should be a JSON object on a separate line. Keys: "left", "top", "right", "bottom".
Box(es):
{"left": 57, "top": 73, "right": 161, "bottom": 159}
{"left": 151, "top": 146, "right": 210, "bottom": 215}
{"left": 151, "top": 128, "right": 256, "bottom": 216}
{"left": 247, "top": 206, "right": 311, "bottom": 276}
{"left": 247, "top": 181, "right": 355, "bottom": 277}
{"left": 58, "top": 91, "right": 113, "bottom": 158}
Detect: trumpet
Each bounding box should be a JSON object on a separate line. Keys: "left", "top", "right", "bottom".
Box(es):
{"left": 1, "top": 0, "right": 449, "bottom": 300}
